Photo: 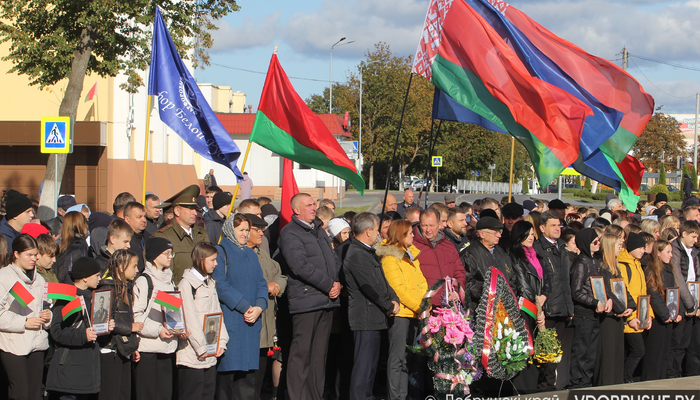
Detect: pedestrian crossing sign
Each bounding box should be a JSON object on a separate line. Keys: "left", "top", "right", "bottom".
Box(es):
{"left": 432, "top": 156, "right": 443, "bottom": 167}
{"left": 41, "top": 117, "right": 72, "bottom": 154}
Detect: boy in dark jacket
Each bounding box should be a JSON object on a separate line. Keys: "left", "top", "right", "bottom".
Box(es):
{"left": 47, "top": 257, "right": 112, "bottom": 399}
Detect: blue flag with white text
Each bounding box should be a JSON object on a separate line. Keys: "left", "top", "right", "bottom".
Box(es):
{"left": 148, "top": 8, "right": 242, "bottom": 181}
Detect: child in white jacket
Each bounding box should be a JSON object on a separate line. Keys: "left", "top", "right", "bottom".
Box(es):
{"left": 176, "top": 242, "right": 228, "bottom": 400}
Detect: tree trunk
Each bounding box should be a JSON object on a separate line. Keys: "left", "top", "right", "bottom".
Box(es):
{"left": 368, "top": 163, "right": 374, "bottom": 190}
{"left": 37, "top": 27, "right": 95, "bottom": 220}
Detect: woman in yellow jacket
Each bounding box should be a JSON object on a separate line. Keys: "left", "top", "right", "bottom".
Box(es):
{"left": 376, "top": 219, "right": 428, "bottom": 400}
{"left": 618, "top": 232, "right": 653, "bottom": 383}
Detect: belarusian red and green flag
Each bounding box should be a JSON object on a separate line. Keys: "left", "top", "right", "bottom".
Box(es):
{"left": 44, "top": 282, "right": 77, "bottom": 301}
{"left": 85, "top": 82, "right": 97, "bottom": 102}
{"left": 154, "top": 290, "right": 182, "bottom": 311}
{"left": 8, "top": 281, "right": 34, "bottom": 308}
{"left": 250, "top": 50, "right": 365, "bottom": 194}
{"left": 62, "top": 296, "right": 84, "bottom": 320}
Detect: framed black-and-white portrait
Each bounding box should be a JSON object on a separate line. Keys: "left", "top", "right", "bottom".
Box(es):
{"left": 667, "top": 287, "right": 680, "bottom": 320}
{"left": 688, "top": 282, "right": 700, "bottom": 310}
{"left": 611, "top": 278, "right": 627, "bottom": 308}
{"left": 203, "top": 312, "right": 223, "bottom": 357}
{"left": 590, "top": 276, "right": 607, "bottom": 303}
{"left": 161, "top": 291, "right": 186, "bottom": 335}
{"left": 638, "top": 295, "right": 650, "bottom": 329}
{"left": 91, "top": 289, "right": 112, "bottom": 335}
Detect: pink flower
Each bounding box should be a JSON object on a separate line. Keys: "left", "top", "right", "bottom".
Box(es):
{"left": 441, "top": 310, "right": 458, "bottom": 329}
{"left": 428, "top": 316, "right": 441, "bottom": 333}
{"left": 444, "top": 327, "right": 465, "bottom": 346}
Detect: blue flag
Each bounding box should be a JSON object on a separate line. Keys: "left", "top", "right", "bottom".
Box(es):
{"left": 148, "top": 8, "right": 242, "bottom": 181}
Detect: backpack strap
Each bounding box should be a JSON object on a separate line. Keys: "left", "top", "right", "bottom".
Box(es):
{"left": 143, "top": 274, "right": 153, "bottom": 302}
{"left": 216, "top": 245, "right": 229, "bottom": 275}
{"left": 619, "top": 261, "right": 633, "bottom": 284}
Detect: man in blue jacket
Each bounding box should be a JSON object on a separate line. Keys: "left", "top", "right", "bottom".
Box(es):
{"left": 278, "top": 193, "right": 341, "bottom": 400}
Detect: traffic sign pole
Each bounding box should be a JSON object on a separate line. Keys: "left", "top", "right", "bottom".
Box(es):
{"left": 41, "top": 116, "right": 72, "bottom": 217}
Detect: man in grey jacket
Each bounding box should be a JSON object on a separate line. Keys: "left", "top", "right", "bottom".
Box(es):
{"left": 343, "top": 212, "right": 399, "bottom": 400}
{"left": 278, "top": 193, "right": 341, "bottom": 400}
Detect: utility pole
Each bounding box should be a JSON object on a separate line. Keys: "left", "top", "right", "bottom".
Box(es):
{"left": 622, "top": 47, "right": 628, "bottom": 71}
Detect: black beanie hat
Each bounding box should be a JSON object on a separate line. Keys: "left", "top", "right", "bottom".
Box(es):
{"left": 4, "top": 189, "right": 33, "bottom": 221}
{"left": 655, "top": 193, "right": 668, "bottom": 204}
{"left": 70, "top": 257, "right": 101, "bottom": 281}
{"left": 213, "top": 192, "right": 233, "bottom": 211}
{"left": 145, "top": 237, "right": 173, "bottom": 263}
{"left": 626, "top": 232, "right": 646, "bottom": 252}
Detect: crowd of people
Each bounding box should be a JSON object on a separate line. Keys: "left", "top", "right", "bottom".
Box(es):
{"left": 0, "top": 183, "right": 699, "bottom": 400}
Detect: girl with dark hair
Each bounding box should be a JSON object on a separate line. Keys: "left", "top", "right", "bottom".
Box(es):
{"left": 642, "top": 240, "right": 682, "bottom": 381}
{"left": 56, "top": 211, "right": 91, "bottom": 284}
{"left": 509, "top": 220, "right": 547, "bottom": 331}
{"left": 0, "top": 234, "right": 51, "bottom": 400}
{"left": 568, "top": 229, "right": 613, "bottom": 388}
{"left": 98, "top": 249, "right": 142, "bottom": 400}
{"left": 177, "top": 242, "right": 228, "bottom": 400}
{"left": 593, "top": 234, "right": 634, "bottom": 386}
{"left": 213, "top": 214, "right": 268, "bottom": 400}
{"left": 561, "top": 229, "right": 579, "bottom": 264}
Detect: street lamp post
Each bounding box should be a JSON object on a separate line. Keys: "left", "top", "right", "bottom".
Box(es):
{"left": 329, "top": 37, "right": 354, "bottom": 114}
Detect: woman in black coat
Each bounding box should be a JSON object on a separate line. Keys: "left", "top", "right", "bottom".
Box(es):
{"left": 509, "top": 220, "right": 548, "bottom": 394}
{"left": 567, "top": 229, "right": 613, "bottom": 388}
{"left": 642, "top": 239, "right": 682, "bottom": 381}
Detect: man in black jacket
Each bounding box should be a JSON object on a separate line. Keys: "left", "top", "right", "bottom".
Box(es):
{"left": 533, "top": 211, "right": 574, "bottom": 390}
{"left": 460, "top": 217, "right": 516, "bottom": 312}
{"left": 203, "top": 192, "right": 232, "bottom": 243}
{"left": 123, "top": 202, "right": 150, "bottom": 273}
{"left": 343, "top": 212, "right": 399, "bottom": 400}
{"left": 444, "top": 208, "right": 469, "bottom": 253}
{"left": 278, "top": 193, "right": 342, "bottom": 400}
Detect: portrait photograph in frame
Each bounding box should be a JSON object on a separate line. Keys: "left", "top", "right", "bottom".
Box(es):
{"left": 91, "top": 289, "right": 112, "bottom": 336}
{"left": 637, "top": 295, "right": 650, "bottom": 329}
{"left": 590, "top": 276, "right": 607, "bottom": 303}
{"left": 688, "top": 282, "right": 700, "bottom": 310}
{"left": 611, "top": 278, "right": 627, "bottom": 308}
{"left": 161, "top": 291, "right": 186, "bottom": 335}
{"left": 667, "top": 287, "right": 680, "bottom": 320}
{"left": 203, "top": 312, "right": 223, "bottom": 357}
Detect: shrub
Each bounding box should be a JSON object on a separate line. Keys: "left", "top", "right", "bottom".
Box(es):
{"left": 659, "top": 163, "right": 667, "bottom": 186}
{"left": 651, "top": 184, "right": 669, "bottom": 195}
{"left": 584, "top": 178, "right": 591, "bottom": 191}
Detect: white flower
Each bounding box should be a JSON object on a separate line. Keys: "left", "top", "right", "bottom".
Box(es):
{"left": 504, "top": 317, "right": 509, "bottom": 325}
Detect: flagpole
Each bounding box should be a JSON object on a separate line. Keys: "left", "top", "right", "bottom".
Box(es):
{"left": 218, "top": 141, "right": 253, "bottom": 244}
{"left": 508, "top": 136, "right": 515, "bottom": 202}
{"left": 381, "top": 73, "right": 414, "bottom": 219}
{"left": 142, "top": 95, "right": 153, "bottom": 204}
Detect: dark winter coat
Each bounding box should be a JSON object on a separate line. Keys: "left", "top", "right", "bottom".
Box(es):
{"left": 396, "top": 202, "right": 421, "bottom": 218}
{"left": 444, "top": 228, "right": 470, "bottom": 254}
{"left": 277, "top": 216, "right": 341, "bottom": 314}
{"left": 533, "top": 235, "right": 574, "bottom": 318}
{"left": 343, "top": 238, "right": 398, "bottom": 331}
{"left": 213, "top": 237, "right": 268, "bottom": 371}
{"left": 570, "top": 253, "right": 604, "bottom": 320}
{"left": 129, "top": 230, "right": 150, "bottom": 274}
{"left": 0, "top": 219, "right": 19, "bottom": 248}
{"left": 645, "top": 262, "right": 677, "bottom": 322}
{"left": 671, "top": 238, "right": 699, "bottom": 313}
{"left": 460, "top": 240, "right": 517, "bottom": 311}
{"left": 56, "top": 236, "right": 91, "bottom": 284}
{"left": 509, "top": 254, "right": 547, "bottom": 304}
{"left": 96, "top": 279, "right": 136, "bottom": 353}
{"left": 46, "top": 288, "right": 101, "bottom": 394}
{"left": 203, "top": 209, "right": 225, "bottom": 245}
{"left": 412, "top": 226, "right": 466, "bottom": 307}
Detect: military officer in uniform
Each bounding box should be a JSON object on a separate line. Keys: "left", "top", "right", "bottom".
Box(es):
{"left": 153, "top": 185, "right": 210, "bottom": 284}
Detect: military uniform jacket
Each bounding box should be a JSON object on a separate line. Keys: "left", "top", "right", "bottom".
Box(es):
{"left": 153, "top": 222, "right": 210, "bottom": 285}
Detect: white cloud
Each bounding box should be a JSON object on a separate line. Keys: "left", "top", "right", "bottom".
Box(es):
{"left": 210, "top": 11, "right": 282, "bottom": 52}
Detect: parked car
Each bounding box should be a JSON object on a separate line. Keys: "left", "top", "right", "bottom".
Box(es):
{"left": 409, "top": 179, "right": 425, "bottom": 191}
{"left": 564, "top": 183, "right": 582, "bottom": 189}
{"left": 639, "top": 184, "right": 651, "bottom": 192}
{"left": 667, "top": 185, "right": 680, "bottom": 192}
{"left": 546, "top": 184, "right": 557, "bottom": 193}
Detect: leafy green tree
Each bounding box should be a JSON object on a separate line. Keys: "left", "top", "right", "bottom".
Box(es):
{"left": 632, "top": 111, "right": 686, "bottom": 173}
{"left": 0, "top": 0, "right": 238, "bottom": 217}
{"left": 584, "top": 178, "right": 591, "bottom": 191}
{"left": 659, "top": 162, "right": 667, "bottom": 186}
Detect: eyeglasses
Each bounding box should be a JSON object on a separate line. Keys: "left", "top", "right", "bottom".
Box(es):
{"left": 162, "top": 252, "right": 174, "bottom": 259}
{"left": 484, "top": 229, "right": 503, "bottom": 236}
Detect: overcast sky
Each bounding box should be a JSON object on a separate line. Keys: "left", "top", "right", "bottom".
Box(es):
{"left": 193, "top": 0, "right": 700, "bottom": 115}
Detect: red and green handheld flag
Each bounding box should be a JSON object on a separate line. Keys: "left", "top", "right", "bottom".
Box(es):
{"left": 84, "top": 82, "right": 97, "bottom": 102}
{"left": 44, "top": 283, "right": 77, "bottom": 302}
{"left": 250, "top": 50, "right": 365, "bottom": 194}
{"left": 518, "top": 297, "right": 538, "bottom": 320}
{"left": 62, "top": 296, "right": 84, "bottom": 320}
{"left": 154, "top": 290, "right": 182, "bottom": 311}
{"left": 8, "top": 281, "right": 34, "bottom": 308}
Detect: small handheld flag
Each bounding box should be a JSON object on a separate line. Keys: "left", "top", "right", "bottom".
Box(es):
{"left": 518, "top": 297, "right": 538, "bottom": 320}
{"left": 154, "top": 290, "right": 182, "bottom": 311}
{"left": 44, "top": 283, "right": 77, "bottom": 301}
{"left": 9, "top": 281, "right": 34, "bottom": 308}
{"left": 62, "top": 296, "right": 84, "bottom": 320}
